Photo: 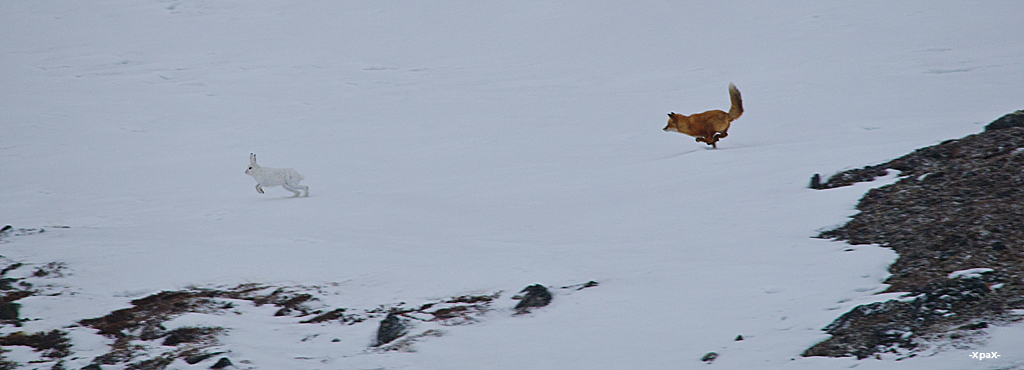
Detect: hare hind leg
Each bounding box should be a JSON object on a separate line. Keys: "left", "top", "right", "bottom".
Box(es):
{"left": 283, "top": 183, "right": 308, "bottom": 197}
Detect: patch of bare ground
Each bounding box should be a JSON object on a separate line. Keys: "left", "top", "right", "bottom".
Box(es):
{"left": 78, "top": 284, "right": 327, "bottom": 368}
{"left": 3, "top": 221, "right": 602, "bottom": 368}
{"left": 76, "top": 284, "right": 538, "bottom": 366}
{"left": 1, "top": 233, "right": 78, "bottom": 369}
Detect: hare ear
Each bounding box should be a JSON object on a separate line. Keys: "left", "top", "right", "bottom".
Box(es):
{"left": 250, "top": 153, "right": 257, "bottom": 165}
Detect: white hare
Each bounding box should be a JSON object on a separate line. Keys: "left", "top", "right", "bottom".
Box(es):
{"left": 245, "top": 153, "right": 309, "bottom": 197}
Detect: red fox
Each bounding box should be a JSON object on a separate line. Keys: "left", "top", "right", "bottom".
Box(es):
{"left": 663, "top": 83, "right": 743, "bottom": 148}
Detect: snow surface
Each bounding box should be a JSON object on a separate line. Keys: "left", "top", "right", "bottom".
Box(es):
{"left": 2, "top": 1, "right": 1023, "bottom": 369}
{"left": 948, "top": 268, "right": 995, "bottom": 280}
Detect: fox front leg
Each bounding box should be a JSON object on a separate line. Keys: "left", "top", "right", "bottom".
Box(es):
{"left": 256, "top": 184, "right": 264, "bottom": 194}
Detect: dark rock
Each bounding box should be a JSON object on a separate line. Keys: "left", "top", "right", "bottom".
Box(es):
{"left": 514, "top": 284, "right": 552, "bottom": 313}
{"left": 735, "top": 334, "right": 744, "bottom": 341}
{"left": 0, "top": 302, "right": 19, "bottom": 320}
{"left": 809, "top": 167, "right": 891, "bottom": 190}
{"left": 984, "top": 110, "right": 1024, "bottom": 131}
{"left": 559, "top": 281, "right": 599, "bottom": 290}
{"left": 958, "top": 322, "right": 988, "bottom": 330}
{"left": 300, "top": 308, "right": 349, "bottom": 324}
{"left": 809, "top": 173, "right": 823, "bottom": 189}
{"left": 374, "top": 313, "right": 408, "bottom": 346}
{"left": 162, "top": 327, "right": 220, "bottom": 346}
{"left": 701, "top": 352, "right": 718, "bottom": 363}
{"left": 0, "top": 278, "right": 18, "bottom": 291}
{"left": 185, "top": 352, "right": 223, "bottom": 365}
{"left": 0, "top": 263, "right": 22, "bottom": 277}
{"left": 210, "top": 357, "right": 232, "bottom": 369}
{"left": 81, "top": 364, "right": 102, "bottom": 370}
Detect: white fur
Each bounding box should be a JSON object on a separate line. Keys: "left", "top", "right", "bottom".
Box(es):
{"left": 245, "top": 153, "right": 309, "bottom": 197}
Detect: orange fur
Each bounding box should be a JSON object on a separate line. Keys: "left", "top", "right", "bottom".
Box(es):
{"left": 663, "top": 83, "right": 743, "bottom": 148}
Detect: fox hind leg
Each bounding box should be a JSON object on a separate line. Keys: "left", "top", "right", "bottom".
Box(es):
{"left": 706, "top": 133, "right": 720, "bottom": 148}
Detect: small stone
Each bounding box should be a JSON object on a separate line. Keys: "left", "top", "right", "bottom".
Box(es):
{"left": 809, "top": 173, "right": 823, "bottom": 189}
{"left": 514, "top": 284, "right": 552, "bottom": 313}
{"left": 185, "top": 352, "right": 223, "bottom": 365}
{"left": 0, "top": 302, "right": 20, "bottom": 320}
{"left": 162, "top": 327, "right": 217, "bottom": 346}
{"left": 0, "top": 278, "right": 17, "bottom": 290}
{"left": 701, "top": 352, "right": 718, "bottom": 363}
{"left": 210, "top": 357, "right": 232, "bottom": 369}
{"left": 735, "top": 334, "right": 744, "bottom": 341}
{"left": 375, "top": 312, "right": 408, "bottom": 346}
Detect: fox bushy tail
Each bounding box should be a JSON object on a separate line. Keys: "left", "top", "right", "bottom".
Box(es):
{"left": 728, "top": 83, "right": 743, "bottom": 121}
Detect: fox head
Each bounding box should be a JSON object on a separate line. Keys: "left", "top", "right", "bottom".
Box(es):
{"left": 663, "top": 112, "right": 682, "bottom": 133}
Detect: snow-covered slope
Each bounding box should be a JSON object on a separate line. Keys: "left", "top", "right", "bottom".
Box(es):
{"left": 2, "top": 1, "right": 1022, "bottom": 369}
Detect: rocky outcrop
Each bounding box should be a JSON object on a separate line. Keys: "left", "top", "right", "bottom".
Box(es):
{"left": 805, "top": 112, "right": 1024, "bottom": 358}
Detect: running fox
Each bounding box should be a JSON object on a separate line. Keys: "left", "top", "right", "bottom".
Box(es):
{"left": 663, "top": 83, "right": 743, "bottom": 148}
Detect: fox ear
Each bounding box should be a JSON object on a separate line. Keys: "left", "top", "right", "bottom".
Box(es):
{"left": 667, "top": 113, "right": 674, "bottom": 117}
